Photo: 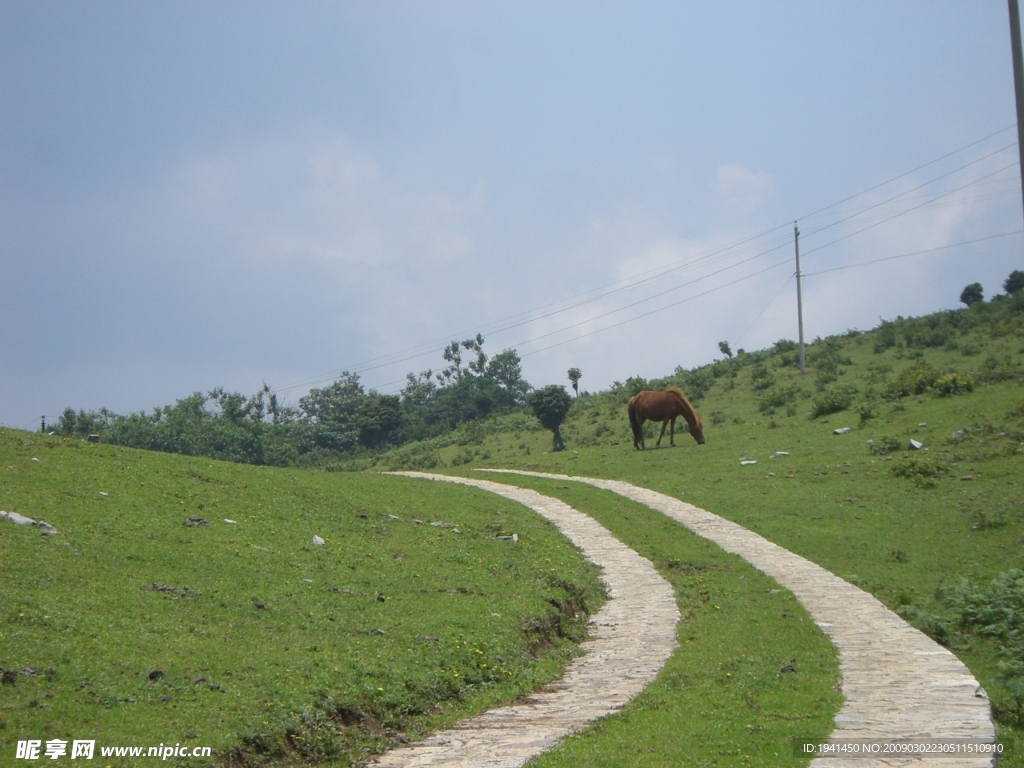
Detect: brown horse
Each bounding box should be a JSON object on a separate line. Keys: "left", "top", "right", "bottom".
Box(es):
{"left": 628, "top": 386, "right": 705, "bottom": 449}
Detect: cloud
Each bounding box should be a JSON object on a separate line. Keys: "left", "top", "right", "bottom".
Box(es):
{"left": 716, "top": 163, "right": 776, "bottom": 214}
{"left": 160, "top": 136, "right": 482, "bottom": 270}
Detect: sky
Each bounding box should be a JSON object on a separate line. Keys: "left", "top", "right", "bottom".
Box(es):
{"left": 2, "top": 1, "right": 1024, "bottom": 430}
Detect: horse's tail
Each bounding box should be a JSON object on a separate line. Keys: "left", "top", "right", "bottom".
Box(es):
{"left": 627, "top": 396, "right": 642, "bottom": 445}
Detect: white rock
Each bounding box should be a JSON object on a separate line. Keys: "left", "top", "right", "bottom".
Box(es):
{"left": 512, "top": 533, "right": 518, "bottom": 543}
{"left": 740, "top": 460, "right": 758, "bottom": 466}
{"left": 312, "top": 535, "right": 325, "bottom": 546}
{"left": 770, "top": 451, "right": 790, "bottom": 458}
{"left": 302, "top": 578, "right": 313, "bottom": 583}
{"left": 918, "top": 423, "right": 927, "bottom": 428}
{"left": 223, "top": 519, "right": 237, "bottom": 525}
{"left": 98, "top": 491, "right": 108, "bottom": 497}
{"left": 0, "top": 511, "right": 58, "bottom": 535}
{"left": 1, "top": 510, "right": 36, "bottom": 526}
{"left": 834, "top": 427, "right": 852, "bottom": 435}
{"left": 31, "top": 458, "right": 38, "bottom": 462}
{"left": 908, "top": 439, "right": 924, "bottom": 450}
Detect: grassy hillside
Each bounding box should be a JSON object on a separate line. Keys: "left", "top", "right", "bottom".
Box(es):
{"left": 4, "top": 292, "right": 1020, "bottom": 766}
{"left": 0, "top": 433, "right": 607, "bottom": 766}
{"left": 373, "top": 292, "right": 1024, "bottom": 760}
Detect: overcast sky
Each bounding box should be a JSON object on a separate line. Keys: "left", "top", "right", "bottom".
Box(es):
{"left": 2, "top": 1, "right": 1023, "bottom": 430}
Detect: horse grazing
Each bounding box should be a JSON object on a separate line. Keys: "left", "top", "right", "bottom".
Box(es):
{"left": 628, "top": 386, "right": 705, "bottom": 449}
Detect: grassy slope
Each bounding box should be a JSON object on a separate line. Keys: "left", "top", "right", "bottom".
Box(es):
{"left": 375, "top": 297, "right": 1024, "bottom": 763}
{"left": 0, "top": 433, "right": 605, "bottom": 766}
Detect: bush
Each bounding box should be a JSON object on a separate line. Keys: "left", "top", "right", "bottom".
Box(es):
{"left": 873, "top": 320, "right": 899, "bottom": 353}
{"left": 751, "top": 372, "right": 775, "bottom": 391}
{"left": 869, "top": 435, "right": 902, "bottom": 455}
{"left": 890, "top": 456, "right": 947, "bottom": 487}
{"left": 960, "top": 282, "right": 984, "bottom": 307}
{"left": 934, "top": 372, "right": 974, "bottom": 396}
{"left": 809, "top": 385, "right": 856, "bottom": 419}
{"left": 885, "top": 361, "right": 943, "bottom": 398}
{"left": 758, "top": 386, "right": 798, "bottom": 415}
{"left": 1005, "top": 270, "right": 1024, "bottom": 295}
{"left": 976, "top": 355, "right": 1024, "bottom": 383}
{"left": 527, "top": 385, "right": 573, "bottom": 452}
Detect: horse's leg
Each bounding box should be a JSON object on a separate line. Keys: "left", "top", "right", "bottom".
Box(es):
{"left": 637, "top": 416, "right": 646, "bottom": 450}
{"left": 655, "top": 419, "right": 668, "bottom": 447}
{"left": 669, "top": 416, "right": 676, "bottom": 447}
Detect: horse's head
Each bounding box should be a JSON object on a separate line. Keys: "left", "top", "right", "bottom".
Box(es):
{"left": 690, "top": 417, "right": 705, "bottom": 445}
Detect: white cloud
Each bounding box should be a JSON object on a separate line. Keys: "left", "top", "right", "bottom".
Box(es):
{"left": 160, "top": 136, "right": 482, "bottom": 271}
{"left": 716, "top": 163, "right": 776, "bottom": 214}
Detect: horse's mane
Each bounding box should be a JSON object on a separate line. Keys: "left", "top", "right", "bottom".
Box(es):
{"left": 665, "top": 386, "right": 702, "bottom": 428}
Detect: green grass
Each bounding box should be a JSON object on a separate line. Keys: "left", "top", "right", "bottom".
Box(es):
{"left": 0, "top": 431, "right": 604, "bottom": 766}
{"left": 5, "top": 297, "right": 1022, "bottom": 767}
{"left": 372, "top": 296, "right": 1024, "bottom": 763}
{"left": 488, "top": 479, "right": 840, "bottom": 768}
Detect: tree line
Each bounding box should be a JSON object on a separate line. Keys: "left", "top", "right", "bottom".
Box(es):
{"left": 53, "top": 337, "right": 553, "bottom": 466}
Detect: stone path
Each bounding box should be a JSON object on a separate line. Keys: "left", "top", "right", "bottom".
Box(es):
{"left": 482, "top": 470, "right": 998, "bottom": 768}
{"left": 370, "top": 472, "right": 679, "bottom": 768}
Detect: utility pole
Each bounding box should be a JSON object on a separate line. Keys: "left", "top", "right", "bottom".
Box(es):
{"left": 1010, "top": 0, "right": 1024, "bottom": 226}
{"left": 794, "top": 223, "right": 806, "bottom": 374}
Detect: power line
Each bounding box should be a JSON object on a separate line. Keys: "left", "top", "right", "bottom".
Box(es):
{"left": 799, "top": 142, "right": 1017, "bottom": 241}
{"left": 516, "top": 226, "right": 1022, "bottom": 359}
{"left": 801, "top": 230, "right": 1023, "bottom": 277}
{"left": 799, "top": 161, "right": 1019, "bottom": 261}
{"left": 273, "top": 125, "right": 1022, "bottom": 395}
{"left": 734, "top": 272, "right": 795, "bottom": 347}
{"left": 797, "top": 123, "right": 1016, "bottom": 221}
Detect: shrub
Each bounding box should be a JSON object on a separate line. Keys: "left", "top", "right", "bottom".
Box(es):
{"left": 960, "top": 282, "right": 984, "bottom": 307}
{"left": 890, "top": 456, "right": 947, "bottom": 487}
{"left": 873, "top": 320, "right": 899, "bottom": 353}
{"left": 976, "top": 355, "right": 1024, "bottom": 383}
{"left": 869, "top": 435, "right": 902, "bottom": 455}
{"left": 885, "top": 361, "right": 942, "bottom": 398}
{"left": 1004, "top": 270, "right": 1024, "bottom": 295}
{"left": 527, "top": 385, "right": 573, "bottom": 452}
{"left": 749, "top": 363, "right": 772, "bottom": 386}
{"left": 809, "top": 385, "right": 856, "bottom": 419}
{"left": 758, "top": 386, "right": 798, "bottom": 415}
{"left": 934, "top": 372, "right": 974, "bottom": 396}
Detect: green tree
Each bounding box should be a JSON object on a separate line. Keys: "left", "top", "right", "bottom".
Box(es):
{"left": 527, "top": 385, "right": 573, "bottom": 452}
{"left": 567, "top": 367, "right": 582, "bottom": 395}
{"left": 960, "top": 282, "right": 984, "bottom": 307}
{"left": 1005, "top": 270, "right": 1024, "bottom": 295}
{"left": 299, "top": 372, "right": 364, "bottom": 425}
{"left": 356, "top": 392, "right": 404, "bottom": 449}
{"left": 438, "top": 334, "right": 486, "bottom": 385}
{"left": 718, "top": 341, "right": 733, "bottom": 358}
{"left": 487, "top": 349, "right": 531, "bottom": 406}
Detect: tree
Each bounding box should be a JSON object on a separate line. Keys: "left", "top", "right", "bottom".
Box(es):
{"left": 298, "top": 372, "right": 364, "bottom": 425}
{"left": 960, "top": 283, "right": 984, "bottom": 307}
{"left": 567, "top": 367, "right": 582, "bottom": 395}
{"left": 487, "top": 349, "right": 531, "bottom": 406}
{"left": 718, "top": 341, "right": 733, "bottom": 358}
{"left": 356, "top": 392, "right": 404, "bottom": 449}
{"left": 527, "top": 385, "right": 573, "bottom": 452}
{"left": 438, "top": 334, "right": 486, "bottom": 385}
{"left": 1004, "top": 270, "right": 1024, "bottom": 295}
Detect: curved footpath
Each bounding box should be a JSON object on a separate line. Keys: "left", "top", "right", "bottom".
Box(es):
{"left": 371, "top": 472, "right": 680, "bottom": 768}
{"left": 483, "top": 470, "right": 998, "bottom": 768}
